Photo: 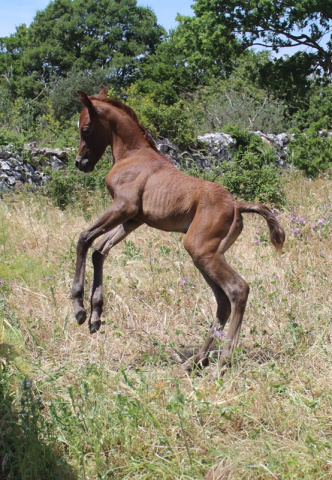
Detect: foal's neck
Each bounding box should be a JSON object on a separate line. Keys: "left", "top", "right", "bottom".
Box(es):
{"left": 107, "top": 106, "right": 151, "bottom": 162}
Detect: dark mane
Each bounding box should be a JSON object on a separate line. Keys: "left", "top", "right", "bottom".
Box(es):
{"left": 91, "top": 96, "right": 159, "bottom": 152}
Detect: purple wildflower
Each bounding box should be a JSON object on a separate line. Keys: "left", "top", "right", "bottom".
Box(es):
{"left": 213, "top": 325, "right": 226, "bottom": 339}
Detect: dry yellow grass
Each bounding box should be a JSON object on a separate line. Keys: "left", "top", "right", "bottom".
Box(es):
{"left": 0, "top": 172, "right": 331, "bottom": 479}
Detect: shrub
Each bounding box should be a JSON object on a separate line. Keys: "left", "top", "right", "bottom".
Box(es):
{"left": 192, "top": 79, "right": 287, "bottom": 135}
{"left": 0, "top": 127, "right": 25, "bottom": 149}
{"left": 219, "top": 128, "right": 285, "bottom": 206}
{"left": 288, "top": 121, "right": 332, "bottom": 178}
{"left": 44, "top": 151, "right": 111, "bottom": 210}
{"left": 290, "top": 82, "right": 332, "bottom": 131}
{"left": 125, "top": 85, "right": 197, "bottom": 148}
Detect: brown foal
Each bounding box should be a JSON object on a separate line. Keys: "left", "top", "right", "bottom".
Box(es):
{"left": 72, "top": 86, "right": 285, "bottom": 372}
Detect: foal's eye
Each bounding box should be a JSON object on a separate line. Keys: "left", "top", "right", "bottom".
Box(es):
{"left": 82, "top": 127, "right": 90, "bottom": 135}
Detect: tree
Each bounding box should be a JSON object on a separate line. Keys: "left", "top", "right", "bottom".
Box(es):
{"left": 0, "top": 25, "right": 29, "bottom": 96}
{"left": 0, "top": 0, "right": 165, "bottom": 99}
{"left": 134, "top": 11, "right": 243, "bottom": 107}
{"left": 191, "top": 0, "right": 332, "bottom": 75}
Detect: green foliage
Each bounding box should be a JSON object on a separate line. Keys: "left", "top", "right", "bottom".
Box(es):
{"left": 0, "top": 0, "right": 331, "bottom": 184}
{"left": 221, "top": 130, "right": 284, "bottom": 206}
{"left": 184, "top": 128, "right": 284, "bottom": 206}
{"left": 0, "top": 127, "right": 25, "bottom": 148}
{"left": 1, "top": 0, "right": 331, "bottom": 148}
{"left": 134, "top": 26, "right": 209, "bottom": 106}
{"left": 173, "top": 8, "right": 242, "bottom": 78}
{"left": 194, "top": 128, "right": 285, "bottom": 206}
{"left": 50, "top": 68, "right": 110, "bottom": 121}
{"left": 189, "top": 52, "right": 289, "bottom": 134}
{"left": 126, "top": 85, "right": 197, "bottom": 147}
{"left": 44, "top": 151, "right": 112, "bottom": 210}
{"left": 0, "top": 0, "right": 165, "bottom": 105}
{"left": 33, "top": 109, "right": 81, "bottom": 150}
{"left": 290, "top": 81, "right": 332, "bottom": 131}
{"left": 192, "top": 0, "right": 332, "bottom": 75}
{"left": 0, "top": 367, "right": 72, "bottom": 479}
{"left": 255, "top": 53, "right": 315, "bottom": 116}
{"left": 288, "top": 122, "right": 332, "bottom": 178}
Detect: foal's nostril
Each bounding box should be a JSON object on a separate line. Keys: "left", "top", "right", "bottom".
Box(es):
{"left": 75, "top": 157, "right": 93, "bottom": 173}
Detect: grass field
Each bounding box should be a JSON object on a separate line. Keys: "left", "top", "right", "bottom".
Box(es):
{"left": 0, "top": 172, "right": 331, "bottom": 479}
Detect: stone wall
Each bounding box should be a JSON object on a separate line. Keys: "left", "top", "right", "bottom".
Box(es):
{"left": 0, "top": 144, "right": 71, "bottom": 192}
{"left": 0, "top": 132, "right": 292, "bottom": 192}
{"left": 156, "top": 131, "right": 291, "bottom": 170}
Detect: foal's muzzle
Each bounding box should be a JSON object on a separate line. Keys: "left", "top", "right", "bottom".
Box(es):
{"left": 75, "top": 156, "right": 94, "bottom": 173}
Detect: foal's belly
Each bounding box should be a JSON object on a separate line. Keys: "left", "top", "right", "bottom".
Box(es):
{"left": 137, "top": 210, "right": 192, "bottom": 234}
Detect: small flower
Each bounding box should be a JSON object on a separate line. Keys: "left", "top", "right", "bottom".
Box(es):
{"left": 0, "top": 279, "right": 4, "bottom": 285}
{"left": 213, "top": 325, "right": 226, "bottom": 338}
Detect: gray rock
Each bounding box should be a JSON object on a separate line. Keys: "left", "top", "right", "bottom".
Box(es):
{"left": 1, "top": 130, "right": 330, "bottom": 192}
{"left": 0, "top": 161, "right": 11, "bottom": 170}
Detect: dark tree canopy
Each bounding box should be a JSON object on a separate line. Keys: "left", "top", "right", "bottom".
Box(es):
{"left": 0, "top": 0, "right": 165, "bottom": 97}
{"left": 191, "top": 0, "right": 332, "bottom": 74}
{"left": 0, "top": 0, "right": 331, "bottom": 137}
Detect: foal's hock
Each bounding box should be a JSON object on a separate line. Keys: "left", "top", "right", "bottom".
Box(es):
{"left": 72, "top": 86, "right": 285, "bottom": 373}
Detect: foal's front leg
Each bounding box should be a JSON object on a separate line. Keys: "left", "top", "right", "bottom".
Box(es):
{"left": 71, "top": 202, "right": 138, "bottom": 327}
{"left": 89, "top": 220, "right": 142, "bottom": 333}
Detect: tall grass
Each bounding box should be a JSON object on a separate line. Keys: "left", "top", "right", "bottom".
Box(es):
{"left": 0, "top": 172, "right": 331, "bottom": 479}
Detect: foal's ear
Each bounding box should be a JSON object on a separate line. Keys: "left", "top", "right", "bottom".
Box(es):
{"left": 78, "top": 90, "right": 94, "bottom": 110}
{"left": 98, "top": 85, "right": 108, "bottom": 100}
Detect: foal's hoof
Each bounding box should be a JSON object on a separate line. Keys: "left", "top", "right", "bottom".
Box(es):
{"left": 181, "top": 355, "right": 208, "bottom": 374}
{"left": 89, "top": 320, "right": 101, "bottom": 334}
{"left": 75, "top": 308, "right": 87, "bottom": 325}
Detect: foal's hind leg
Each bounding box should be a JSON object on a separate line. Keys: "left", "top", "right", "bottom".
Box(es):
{"left": 183, "top": 271, "right": 231, "bottom": 369}
{"left": 203, "top": 257, "right": 249, "bottom": 371}
{"left": 183, "top": 211, "right": 249, "bottom": 373}
{"left": 89, "top": 220, "right": 142, "bottom": 333}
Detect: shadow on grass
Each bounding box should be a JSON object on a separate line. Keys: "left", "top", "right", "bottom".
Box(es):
{"left": 0, "top": 343, "right": 76, "bottom": 480}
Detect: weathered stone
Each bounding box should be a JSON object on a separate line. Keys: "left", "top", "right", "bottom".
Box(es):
{"left": 7, "top": 176, "right": 17, "bottom": 186}
{"left": 197, "top": 132, "right": 236, "bottom": 147}
{"left": 0, "top": 161, "right": 11, "bottom": 170}
{"left": 48, "top": 156, "right": 66, "bottom": 170}
{"left": 1, "top": 130, "right": 331, "bottom": 192}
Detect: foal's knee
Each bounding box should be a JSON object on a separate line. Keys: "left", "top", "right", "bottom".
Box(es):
{"left": 78, "top": 230, "right": 92, "bottom": 249}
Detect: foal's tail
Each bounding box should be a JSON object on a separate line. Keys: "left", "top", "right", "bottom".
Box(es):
{"left": 239, "top": 202, "right": 285, "bottom": 252}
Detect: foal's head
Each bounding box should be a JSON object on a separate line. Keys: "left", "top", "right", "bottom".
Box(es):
{"left": 75, "top": 86, "right": 110, "bottom": 173}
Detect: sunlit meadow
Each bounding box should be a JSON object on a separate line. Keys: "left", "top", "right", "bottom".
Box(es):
{"left": 0, "top": 172, "right": 331, "bottom": 479}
